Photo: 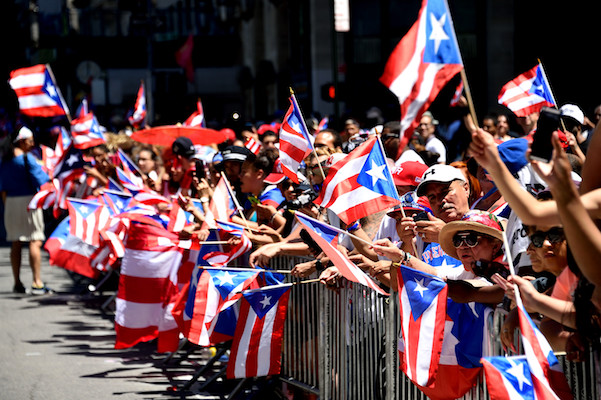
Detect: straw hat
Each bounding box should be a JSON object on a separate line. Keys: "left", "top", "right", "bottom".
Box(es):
{"left": 439, "top": 210, "right": 505, "bottom": 260}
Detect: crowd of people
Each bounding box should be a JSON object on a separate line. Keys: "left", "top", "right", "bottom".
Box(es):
{"left": 1, "top": 95, "right": 601, "bottom": 397}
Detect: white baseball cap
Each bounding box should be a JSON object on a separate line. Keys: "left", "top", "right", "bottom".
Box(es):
{"left": 13, "top": 126, "right": 33, "bottom": 143}
{"left": 416, "top": 164, "right": 466, "bottom": 197}
{"left": 559, "top": 104, "right": 584, "bottom": 125}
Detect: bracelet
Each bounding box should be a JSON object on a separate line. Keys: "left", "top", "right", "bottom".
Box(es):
{"left": 314, "top": 259, "right": 325, "bottom": 272}
{"left": 403, "top": 251, "right": 412, "bottom": 263}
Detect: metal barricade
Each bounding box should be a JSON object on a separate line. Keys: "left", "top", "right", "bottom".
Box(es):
{"left": 272, "top": 255, "right": 600, "bottom": 399}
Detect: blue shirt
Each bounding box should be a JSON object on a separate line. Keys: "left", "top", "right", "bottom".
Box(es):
{"left": 0, "top": 153, "right": 50, "bottom": 196}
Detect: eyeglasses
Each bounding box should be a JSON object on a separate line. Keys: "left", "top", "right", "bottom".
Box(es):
{"left": 529, "top": 228, "right": 564, "bottom": 248}
{"left": 452, "top": 232, "right": 481, "bottom": 248}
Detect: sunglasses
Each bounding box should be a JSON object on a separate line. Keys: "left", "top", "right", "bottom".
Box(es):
{"left": 529, "top": 228, "right": 564, "bottom": 248}
{"left": 452, "top": 232, "right": 481, "bottom": 248}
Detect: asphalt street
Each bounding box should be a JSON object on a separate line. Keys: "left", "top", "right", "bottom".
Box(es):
{"left": 0, "top": 244, "right": 237, "bottom": 400}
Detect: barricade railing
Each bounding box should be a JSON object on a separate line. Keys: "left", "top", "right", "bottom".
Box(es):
{"left": 271, "top": 255, "right": 600, "bottom": 399}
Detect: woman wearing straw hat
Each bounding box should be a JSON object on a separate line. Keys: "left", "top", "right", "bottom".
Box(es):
{"left": 373, "top": 210, "right": 507, "bottom": 303}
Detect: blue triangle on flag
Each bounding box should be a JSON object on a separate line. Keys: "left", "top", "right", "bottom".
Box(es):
{"left": 72, "top": 200, "right": 100, "bottom": 218}
{"left": 207, "top": 270, "right": 257, "bottom": 300}
{"left": 423, "top": 0, "right": 462, "bottom": 65}
{"left": 529, "top": 66, "right": 555, "bottom": 105}
{"left": 484, "top": 356, "right": 534, "bottom": 398}
{"left": 244, "top": 286, "right": 290, "bottom": 319}
{"left": 400, "top": 265, "right": 446, "bottom": 321}
{"left": 356, "top": 140, "right": 399, "bottom": 200}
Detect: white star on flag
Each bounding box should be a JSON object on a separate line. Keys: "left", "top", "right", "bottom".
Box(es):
{"left": 78, "top": 205, "right": 89, "bottom": 215}
{"left": 505, "top": 358, "right": 531, "bottom": 391}
{"left": 45, "top": 82, "right": 57, "bottom": 98}
{"left": 366, "top": 160, "right": 387, "bottom": 186}
{"left": 429, "top": 12, "right": 449, "bottom": 54}
{"left": 217, "top": 271, "right": 235, "bottom": 286}
{"left": 259, "top": 295, "right": 272, "bottom": 309}
{"left": 66, "top": 154, "right": 79, "bottom": 167}
{"left": 413, "top": 278, "right": 428, "bottom": 297}
{"left": 290, "top": 120, "right": 301, "bottom": 133}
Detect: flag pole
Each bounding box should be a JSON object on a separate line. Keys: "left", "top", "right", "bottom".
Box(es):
{"left": 374, "top": 134, "right": 419, "bottom": 258}
{"left": 46, "top": 63, "right": 71, "bottom": 123}
{"left": 537, "top": 59, "right": 571, "bottom": 134}
{"left": 219, "top": 173, "right": 252, "bottom": 231}
{"left": 290, "top": 87, "right": 327, "bottom": 181}
{"left": 200, "top": 266, "right": 292, "bottom": 274}
{"left": 460, "top": 69, "right": 479, "bottom": 129}
{"left": 295, "top": 211, "right": 387, "bottom": 250}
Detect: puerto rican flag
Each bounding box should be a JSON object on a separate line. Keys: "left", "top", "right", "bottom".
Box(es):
{"left": 167, "top": 197, "right": 204, "bottom": 232}
{"left": 9, "top": 64, "right": 70, "bottom": 118}
{"left": 128, "top": 81, "right": 147, "bottom": 128}
{"left": 278, "top": 95, "right": 314, "bottom": 183}
{"left": 482, "top": 355, "right": 536, "bottom": 400}
{"left": 202, "top": 220, "right": 252, "bottom": 267}
{"left": 295, "top": 212, "right": 388, "bottom": 296}
{"left": 184, "top": 98, "right": 206, "bottom": 127}
{"left": 314, "top": 135, "right": 400, "bottom": 224}
{"left": 227, "top": 283, "right": 292, "bottom": 379}
{"left": 449, "top": 80, "right": 464, "bottom": 107}
{"left": 397, "top": 264, "right": 447, "bottom": 387}
{"left": 70, "top": 112, "right": 106, "bottom": 150}
{"left": 202, "top": 177, "right": 236, "bottom": 229}
{"left": 99, "top": 189, "right": 133, "bottom": 215}
{"left": 43, "top": 216, "right": 99, "bottom": 279}
{"left": 498, "top": 63, "right": 556, "bottom": 118}
{"left": 416, "top": 301, "right": 492, "bottom": 400}
{"left": 380, "top": 0, "right": 463, "bottom": 159}
{"left": 171, "top": 232, "right": 259, "bottom": 346}
{"left": 27, "top": 185, "right": 56, "bottom": 211}
{"left": 66, "top": 198, "right": 111, "bottom": 247}
{"left": 115, "top": 222, "right": 185, "bottom": 353}
{"left": 116, "top": 148, "right": 144, "bottom": 187}
{"left": 244, "top": 137, "right": 262, "bottom": 155}
{"left": 516, "top": 298, "right": 573, "bottom": 399}
{"left": 317, "top": 116, "right": 329, "bottom": 132}
{"left": 53, "top": 126, "right": 72, "bottom": 162}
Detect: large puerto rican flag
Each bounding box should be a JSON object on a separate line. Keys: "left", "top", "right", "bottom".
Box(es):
{"left": 278, "top": 94, "right": 314, "bottom": 183}
{"left": 498, "top": 63, "right": 556, "bottom": 118}
{"left": 227, "top": 283, "right": 292, "bottom": 379}
{"left": 397, "top": 264, "right": 447, "bottom": 387}
{"left": 314, "top": 135, "right": 400, "bottom": 224}
{"left": 114, "top": 222, "right": 185, "bottom": 353}
{"left": 9, "top": 64, "right": 70, "bottom": 118}
{"left": 379, "top": 0, "right": 463, "bottom": 159}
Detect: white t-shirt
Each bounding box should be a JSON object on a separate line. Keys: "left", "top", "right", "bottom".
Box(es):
{"left": 425, "top": 136, "right": 447, "bottom": 164}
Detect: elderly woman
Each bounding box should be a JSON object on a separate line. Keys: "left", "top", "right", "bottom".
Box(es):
{"left": 373, "top": 210, "right": 506, "bottom": 303}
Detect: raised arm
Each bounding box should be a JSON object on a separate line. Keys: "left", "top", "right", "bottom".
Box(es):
{"left": 469, "top": 128, "right": 562, "bottom": 225}
{"left": 531, "top": 133, "right": 601, "bottom": 287}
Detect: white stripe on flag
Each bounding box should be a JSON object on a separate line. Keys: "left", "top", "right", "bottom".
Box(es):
{"left": 9, "top": 72, "right": 45, "bottom": 89}
{"left": 114, "top": 298, "right": 162, "bottom": 328}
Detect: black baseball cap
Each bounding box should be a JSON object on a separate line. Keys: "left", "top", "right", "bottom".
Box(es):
{"left": 172, "top": 136, "right": 195, "bottom": 158}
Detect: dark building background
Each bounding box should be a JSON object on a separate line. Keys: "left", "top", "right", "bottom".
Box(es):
{"left": 0, "top": 0, "right": 599, "bottom": 137}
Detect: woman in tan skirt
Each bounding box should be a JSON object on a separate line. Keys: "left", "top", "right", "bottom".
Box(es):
{"left": 0, "top": 126, "right": 51, "bottom": 294}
